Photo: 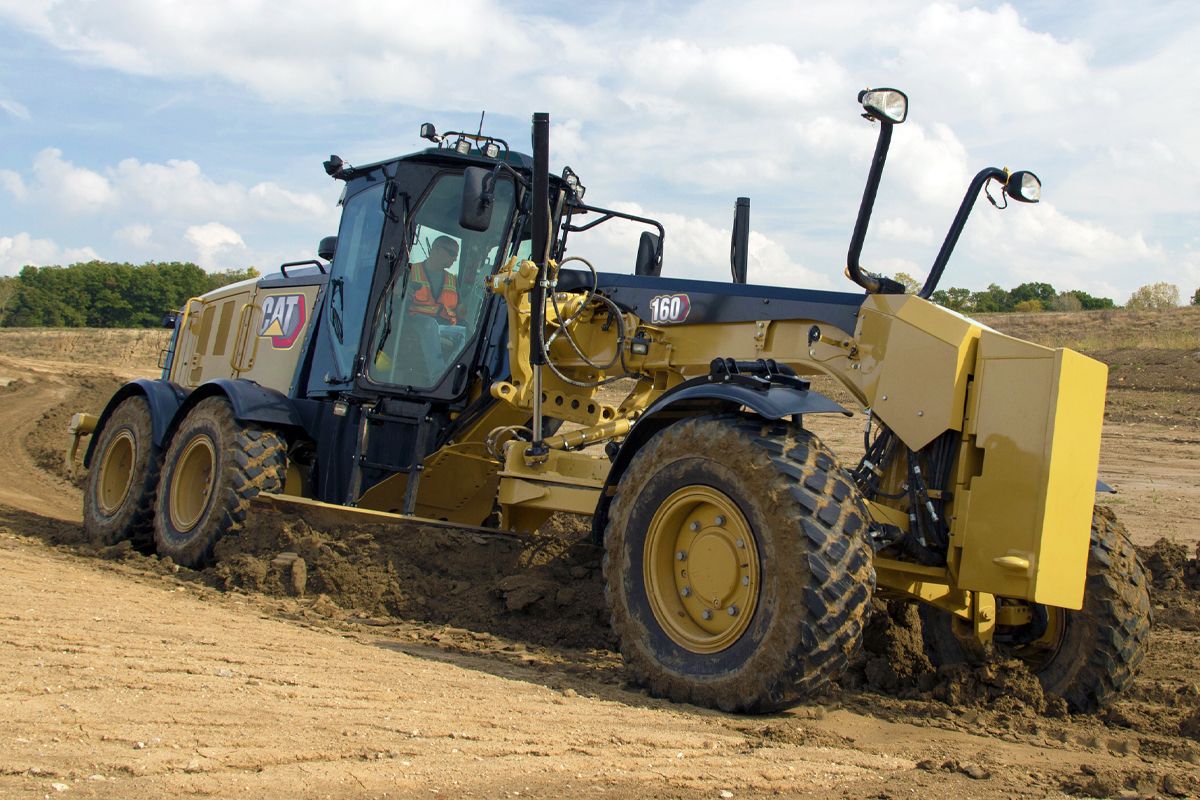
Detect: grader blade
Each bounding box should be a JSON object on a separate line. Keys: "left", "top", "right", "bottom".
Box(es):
{"left": 251, "top": 493, "right": 511, "bottom": 539}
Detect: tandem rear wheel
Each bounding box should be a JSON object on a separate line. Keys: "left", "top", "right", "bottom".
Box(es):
{"left": 153, "top": 396, "right": 286, "bottom": 569}
{"left": 603, "top": 414, "right": 875, "bottom": 713}
{"left": 83, "top": 395, "right": 161, "bottom": 549}
{"left": 920, "top": 506, "right": 1151, "bottom": 712}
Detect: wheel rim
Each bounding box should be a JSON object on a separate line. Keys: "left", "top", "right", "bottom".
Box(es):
{"left": 1008, "top": 606, "right": 1067, "bottom": 669}
{"left": 644, "top": 485, "right": 760, "bottom": 654}
{"left": 169, "top": 434, "right": 216, "bottom": 532}
{"left": 97, "top": 430, "right": 136, "bottom": 515}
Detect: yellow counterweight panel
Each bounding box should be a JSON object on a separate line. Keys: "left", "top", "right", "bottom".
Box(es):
{"left": 956, "top": 330, "right": 1107, "bottom": 609}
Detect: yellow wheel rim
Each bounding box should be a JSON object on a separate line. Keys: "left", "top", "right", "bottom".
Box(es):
{"left": 1013, "top": 606, "right": 1067, "bottom": 666}
{"left": 97, "top": 430, "right": 136, "bottom": 515}
{"left": 169, "top": 434, "right": 216, "bottom": 532}
{"left": 644, "top": 486, "right": 760, "bottom": 654}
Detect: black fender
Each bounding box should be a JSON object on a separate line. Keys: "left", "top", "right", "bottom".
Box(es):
{"left": 590, "top": 379, "right": 851, "bottom": 543}
{"left": 83, "top": 379, "right": 188, "bottom": 468}
{"left": 164, "top": 379, "right": 304, "bottom": 445}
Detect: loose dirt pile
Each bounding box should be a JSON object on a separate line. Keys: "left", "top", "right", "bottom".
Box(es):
{"left": 210, "top": 511, "right": 614, "bottom": 652}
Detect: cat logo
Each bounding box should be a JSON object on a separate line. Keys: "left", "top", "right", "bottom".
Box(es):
{"left": 258, "top": 294, "right": 307, "bottom": 349}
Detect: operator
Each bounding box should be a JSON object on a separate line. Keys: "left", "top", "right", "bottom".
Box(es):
{"left": 406, "top": 235, "right": 466, "bottom": 380}
{"left": 409, "top": 235, "right": 460, "bottom": 324}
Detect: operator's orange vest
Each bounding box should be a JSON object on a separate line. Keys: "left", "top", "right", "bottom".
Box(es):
{"left": 409, "top": 261, "right": 458, "bottom": 324}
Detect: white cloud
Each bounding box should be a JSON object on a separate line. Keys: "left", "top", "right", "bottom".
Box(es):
{"left": 878, "top": 217, "right": 935, "bottom": 245}
{"left": 32, "top": 148, "right": 115, "bottom": 212}
{"left": 5, "top": 148, "right": 337, "bottom": 227}
{"left": 0, "top": 232, "right": 100, "bottom": 275}
{"left": 0, "top": 169, "right": 26, "bottom": 200}
{"left": 1, "top": 0, "right": 1199, "bottom": 300}
{"left": 0, "top": 97, "right": 30, "bottom": 120}
{"left": 185, "top": 222, "right": 246, "bottom": 269}
{"left": 566, "top": 200, "right": 828, "bottom": 289}
{"left": 114, "top": 223, "right": 153, "bottom": 247}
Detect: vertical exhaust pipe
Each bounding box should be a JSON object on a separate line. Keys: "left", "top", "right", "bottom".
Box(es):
{"left": 529, "top": 112, "right": 550, "bottom": 454}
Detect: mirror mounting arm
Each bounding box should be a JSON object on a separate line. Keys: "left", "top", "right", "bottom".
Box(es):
{"left": 846, "top": 121, "right": 895, "bottom": 293}
{"left": 919, "top": 167, "right": 1008, "bottom": 299}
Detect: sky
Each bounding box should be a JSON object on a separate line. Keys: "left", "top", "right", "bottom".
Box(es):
{"left": 1, "top": 1, "right": 1198, "bottom": 304}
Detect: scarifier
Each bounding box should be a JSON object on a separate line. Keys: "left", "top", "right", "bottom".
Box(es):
{"left": 69, "top": 89, "right": 1150, "bottom": 713}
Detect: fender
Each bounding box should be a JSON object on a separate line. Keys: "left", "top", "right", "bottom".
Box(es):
{"left": 83, "top": 379, "right": 188, "bottom": 468}
{"left": 590, "top": 377, "right": 851, "bottom": 543}
{"left": 167, "top": 379, "right": 304, "bottom": 443}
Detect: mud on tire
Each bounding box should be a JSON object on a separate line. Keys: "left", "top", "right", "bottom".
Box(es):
{"left": 921, "top": 506, "right": 1151, "bottom": 712}
{"left": 83, "top": 395, "right": 160, "bottom": 549}
{"left": 603, "top": 414, "right": 875, "bottom": 713}
{"left": 154, "top": 396, "right": 286, "bottom": 569}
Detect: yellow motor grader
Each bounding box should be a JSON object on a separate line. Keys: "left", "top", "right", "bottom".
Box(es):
{"left": 71, "top": 88, "right": 1149, "bottom": 713}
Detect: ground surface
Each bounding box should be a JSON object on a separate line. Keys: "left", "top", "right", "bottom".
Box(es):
{"left": 0, "top": 310, "right": 1198, "bottom": 799}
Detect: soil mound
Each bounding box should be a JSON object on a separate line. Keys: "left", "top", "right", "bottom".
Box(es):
{"left": 28, "top": 374, "right": 127, "bottom": 487}
{"left": 210, "top": 511, "right": 614, "bottom": 652}
{"left": 844, "top": 601, "right": 1061, "bottom": 716}
{"left": 1138, "top": 538, "right": 1200, "bottom": 630}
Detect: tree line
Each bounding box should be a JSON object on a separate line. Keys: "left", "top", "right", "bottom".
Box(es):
{"left": 0, "top": 260, "right": 1194, "bottom": 329}
{"left": 895, "top": 274, "right": 1195, "bottom": 313}
{"left": 0, "top": 261, "right": 259, "bottom": 328}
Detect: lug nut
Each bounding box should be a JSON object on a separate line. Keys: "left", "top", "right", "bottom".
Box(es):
{"left": 681, "top": 586, "right": 691, "bottom": 598}
{"left": 736, "top": 538, "right": 745, "bottom": 549}
{"left": 742, "top": 576, "right": 750, "bottom": 586}
{"left": 715, "top": 515, "right": 726, "bottom": 526}
{"left": 701, "top": 610, "right": 713, "bottom": 620}
{"left": 728, "top": 605, "right": 738, "bottom": 617}
{"left": 689, "top": 521, "right": 700, "bottom": 532}
{"left": 676, "top": 551, "right": 687, "bottom": 561}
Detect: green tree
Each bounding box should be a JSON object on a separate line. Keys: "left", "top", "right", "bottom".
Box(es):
{"left": 970, "top": 283, "right": 1013, "bottom": 313}
{"left": 892, "top": 272, "right": 921, "bottom": 294}
{"left": 931, "top": 286, "right": 972, "bottom": 312}
{"left": 1050, "top": 292, "right": 1083, "bottom": 312}
{"left": 2, "top": 261, "right": 264, "bottom": 328}
{"left": 1126, "top": 282, "right": 1180, "bottom": 310}
{"left": 1009, "top": 282, "right": 1057, "bottom": 307}
{"left": 1013, "top": 299, "right": 1044, "bottom": 313}
{"left": 1192, "top": 287, "right": 1199, "bottom": 305}
{"left": 0, "top": 276, "right": 16, "bottom": 325}
{"left": 1066, "top": 290, "right": 1116, "bottom": 310}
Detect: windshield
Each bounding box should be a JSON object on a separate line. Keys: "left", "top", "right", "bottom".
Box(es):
{"left": 306, "top": 181, "right": 386, "bottom": 394}
{"left": 366, "top": 172, "right": 516, "bottom": 389}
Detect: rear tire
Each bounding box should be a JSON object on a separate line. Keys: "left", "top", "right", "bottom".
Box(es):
{"left": 83, "top": 395, "right": 159, "bottom": 549}
{"left": 153, "top": 397, "right": 286, "bottom": 568}
{"left": 604, "top": 415, "right": 874, "bottom": 713}
{"left": 921, "top": 506, "right": 1150, "bottom": 712}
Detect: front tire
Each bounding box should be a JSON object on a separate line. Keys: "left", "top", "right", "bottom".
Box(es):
{"left": 153, "top": 397, "right": 286, "bottom": 568}
{"left": 83, "top": 395, "right": 160, "bottom": 549}
{"left": 921, "top": 506, "right": 1151, "bottom": 712}
{"left": 604, "top": 415, "right": 874, "bottom": 713}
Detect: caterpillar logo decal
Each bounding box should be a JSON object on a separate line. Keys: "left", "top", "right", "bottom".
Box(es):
{"left": 259, "top": 294, "right": 307, "bottom": 349}
{"left": 648, "top": 293, "right": 691, "bottom": 324}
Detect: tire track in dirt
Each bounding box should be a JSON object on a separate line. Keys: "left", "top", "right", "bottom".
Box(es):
{"left": 0, "top": 369, "right": 80, "bottom": 522}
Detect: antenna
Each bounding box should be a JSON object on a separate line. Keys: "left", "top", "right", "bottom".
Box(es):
{"left": 477, "top": 110, "right": 486, "bottom": 137}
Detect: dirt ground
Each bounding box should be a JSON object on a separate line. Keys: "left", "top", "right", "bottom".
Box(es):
{"left": 0, "top": 312, "right": 1198, "bottom": 799}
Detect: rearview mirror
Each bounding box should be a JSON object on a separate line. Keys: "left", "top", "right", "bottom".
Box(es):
{"left": 317, "top": 235, "right": 337, "bottom": 261}
{"left": 635, "top": 232, "right": 662, "bottom": 277}
{"left": 460, "top": 166, "right": 495, "bottom": 232}
{"left": 858, "top": 88, "right": 908, "bottom": 124}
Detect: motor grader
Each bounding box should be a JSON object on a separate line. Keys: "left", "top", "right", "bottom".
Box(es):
{"left": 71, "top": 88, "right": 1149, "bottom": 714}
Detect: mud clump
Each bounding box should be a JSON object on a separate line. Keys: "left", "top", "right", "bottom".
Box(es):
{"left": 211, "top": 511, "right": 613, "bottom": 651}
{"left": 854, "top": 602, "right": 933, "bottom": 694}
{"left": 1138, "top": 538, "right": 1200, "bottom": 631}
{"left": 844, "top": 601, "right": 1061, "bottom": 717}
